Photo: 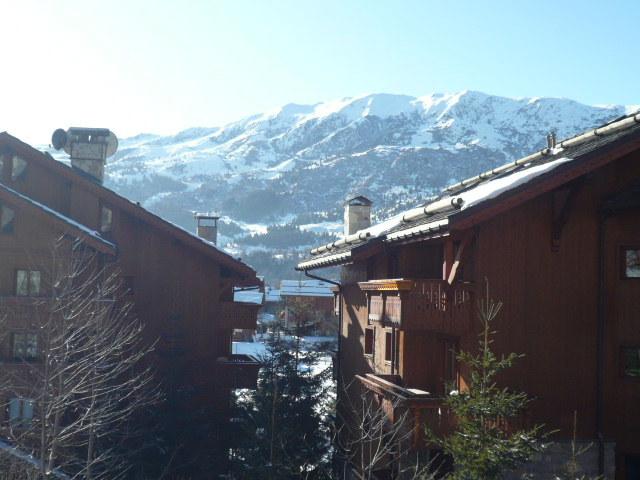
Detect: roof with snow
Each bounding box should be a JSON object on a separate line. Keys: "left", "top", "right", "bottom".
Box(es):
{"left": 233, "top": 288, "right": 264, "bottom": 305}
{"left": 0, "top": 183, "right": 117, "bottom": 255}
{"left": 297, "top": 110, "right": 640, "bottom": 271}
{"left": 0, "top": 438, "right": 70, "bottom": 479}
{"left": 265, "top": 287, "right": 282, "bottom": 302}
{"left": 280, "top": 280, "right": 335, "bottom": 297}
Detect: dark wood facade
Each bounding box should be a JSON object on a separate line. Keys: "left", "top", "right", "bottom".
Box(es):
{"left": 0, "top": 132, "right": 261, "bottom": 474}
{"left": 302, "top": 120, "right": 640, "bottom": 478}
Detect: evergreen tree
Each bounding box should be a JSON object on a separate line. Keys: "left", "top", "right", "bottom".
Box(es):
{"left": 229, "top": 322, "right": 333, "bottom": 479}
{"left": 426, "top": 283, "right": 545, "bottom": 480}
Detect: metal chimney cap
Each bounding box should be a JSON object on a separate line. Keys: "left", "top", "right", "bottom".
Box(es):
{"left": 194, "top": 211, "right": 220, "bottom": 220}
{"left": 344, "top": 195, "right": 372, "bottom": 207}
{"left": 51, "top": 127, "right": 118, "bottom": 158}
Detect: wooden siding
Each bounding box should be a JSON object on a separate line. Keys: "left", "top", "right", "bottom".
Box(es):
{"left": 338, "top": 146, "right": 640, "bottom": 471}
{"left": 0, "top": 134, "right": 261, "bottom": 473}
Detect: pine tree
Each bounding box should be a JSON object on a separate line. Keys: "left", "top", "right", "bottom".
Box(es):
{"left": 426, "top": 282, "right": 545, "bottom": 480}
{"left": 229, "top": 321, "right": 333, "bottom": 479}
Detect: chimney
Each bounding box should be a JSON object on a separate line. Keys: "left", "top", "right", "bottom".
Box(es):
{"left": 51, "top": 127, "right": 118, "bottom": 184}
{"left": 344, "top": 196, "right": 372, "bottom": 236}
{"left": 194, "top": 213, "right": 220, "bottom": 245}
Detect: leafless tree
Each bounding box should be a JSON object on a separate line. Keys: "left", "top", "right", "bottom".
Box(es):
{"left": 335, "top": 380, "right": 436, "bottom": 480}
{"left": 1, "top": 237, "right": 159, "bottom": 479}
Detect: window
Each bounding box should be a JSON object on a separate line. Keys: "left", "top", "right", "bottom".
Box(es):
{"left": 0, "top": 204, "right": 15, "bottom": 234}
{"left": 385, "top": 331, "right": 392, "bottom": 363}
{"left": 10, "top": 156, "right": 27, "bottom": 181}
{"left": 622, "top": 347, "right": 640, "bottom": 378}
{"left": 16, "top": 270, "right": 41, "bottom": 296}
{"left": 100, "top": 206, "right": 113, "bottom": 233}
{"left": 12, "top": 333, "right": 38, "bottom": 360}
{"left": 8, "top": 398, "right": 34, "bottom": 427}
{"left": 364, "top": 327, "right": 374, "bottom": 356}
{"left": 622, "top": 248, "right": 640, "bottom": 278}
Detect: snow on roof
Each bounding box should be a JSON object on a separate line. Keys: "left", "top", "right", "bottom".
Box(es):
{"left": 0, "top": 183, "right": 116, "bottom": 252}
{"left": 0, "top": 438, "right": 70, "bottom": 479}
{"left": 265, "top": 287, "right": 281, "bottom": 302}
{"left": 455, "top": 157, "right": 571, "bottom": 211}
{"left": 280, "top": 280, "right": 335, "bottom": 297}
{"left": 298, "top": 111, "right": 640, "bottom": 272}
{"left": 233, "top": 288, "right": 264, "bottom": 305}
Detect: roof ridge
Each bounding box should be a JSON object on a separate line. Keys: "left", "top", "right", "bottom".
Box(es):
{"left": 444, "top": 111, "right": 640, "bottom": 194}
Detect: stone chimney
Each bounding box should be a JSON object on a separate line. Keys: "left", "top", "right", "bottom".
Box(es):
{"left": 344, "top": 196, "right": 372, "bottom": 236}
{"left": 194, "top": 213, "right": 220, "bottom": 245}
{"left": 51, "top": 127, "right": 118, "bottom": 184}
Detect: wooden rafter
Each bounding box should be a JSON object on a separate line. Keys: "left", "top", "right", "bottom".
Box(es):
{"left": 551, "top": 180, "right": 584, "bottom": 252}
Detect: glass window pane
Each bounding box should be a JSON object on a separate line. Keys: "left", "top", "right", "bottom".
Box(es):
{"left": 14, "top": 333, "right": 38, "bottom": 359}
{"left": 11, "top": 156, "right": 27, "bottom": 180}
{"left": 29, "top": 270, "right": 41, "bottom": 296}
{"left": 13, "top": 333, "right": 25, "bottom": 357}
{"left": 100, "top": 206, "right": 112, "bottom": 232}
{"left": 624, "top": 249, "right": 640, "bottom": 278}
{"left": 22, "top": 400, "right": 34, "bottom": 420}
{"left": 385, "top": 331, "right": 392, "bottom": 362}
{"left": 16, "top": 270, "right": 29, "bottom": 296}
{"left": 1, "top": 205, "right": 15, "bottom": 233}
{"left": 26, "top": 334, "right": 38, "bottom": 358}
{"left": 623, "top": 347, "right": 640, "bottom": 377}
{"left": 364, "top": 328, "right": 374, "bottom": 355}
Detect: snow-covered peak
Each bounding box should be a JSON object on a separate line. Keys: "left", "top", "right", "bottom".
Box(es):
{"left": 41, "top": 90, "right": 632, "bottom": 284}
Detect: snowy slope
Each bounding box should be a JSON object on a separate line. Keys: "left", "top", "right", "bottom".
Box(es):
{"left": 45, "top": 91, "right": 634, "bottom": 283}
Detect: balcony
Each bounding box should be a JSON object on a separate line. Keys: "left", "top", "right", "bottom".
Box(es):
{"left": 216, "top": 354, "right": 261, "bottom": 389}
{"left": 356, "top": 373, "right": 454, "bottom": 448}
{"left": 219, "top": 302, "right": 260, "bottom": 330}
{"left": 359, "top": 279, "right": 473, "bottom": 334}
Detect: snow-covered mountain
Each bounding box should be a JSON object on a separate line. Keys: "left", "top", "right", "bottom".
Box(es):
{"left": 53, "top": 91, "right": 636, "bottom": 283}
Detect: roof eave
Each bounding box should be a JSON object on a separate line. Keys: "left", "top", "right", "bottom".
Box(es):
{"left": 0, "top": 184, "right": 117, "bottom": 256}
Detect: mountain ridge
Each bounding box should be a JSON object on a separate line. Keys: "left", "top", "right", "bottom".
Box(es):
{"left": 46, "top": 91, "right": 635, "bottom": 283}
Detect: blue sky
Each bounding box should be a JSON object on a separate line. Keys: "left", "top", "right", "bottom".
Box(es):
{"left": 1, "top": 0, "right": 638, "bottom": 143}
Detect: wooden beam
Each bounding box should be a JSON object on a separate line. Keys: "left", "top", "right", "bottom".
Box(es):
{"left": 551, "top": 180, "right": 583, "bottom": 252}
{"left": 442, "top": 238, "right": 454, "bottom": 281}
{"left": 447, "top": 232, "right": 473, "bottom": 285}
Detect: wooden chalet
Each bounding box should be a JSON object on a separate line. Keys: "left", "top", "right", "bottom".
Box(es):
{"left": 0, "top": 130, "right": 262, "bottom": 475}
{"left": 279, "top": 279, "right": 337, "bottom": 336}
{"left": 297, "top": 112, "right": 640, "bottom": 479}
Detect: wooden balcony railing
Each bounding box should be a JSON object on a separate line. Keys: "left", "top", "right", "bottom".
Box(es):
{"left": 219, "top": 302, "right": 260, "bottom": 330}
{"left": 356, "top": 373, "right": 454, "bottom": 449}
{"left": 216, "top": 354, "right": 261, "bottom": 389}
{"left": 0, "top": 296, "right": 50, "bottom": 328}
{"left": 359, "top": 279, "right": 473, "bottom": 334}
